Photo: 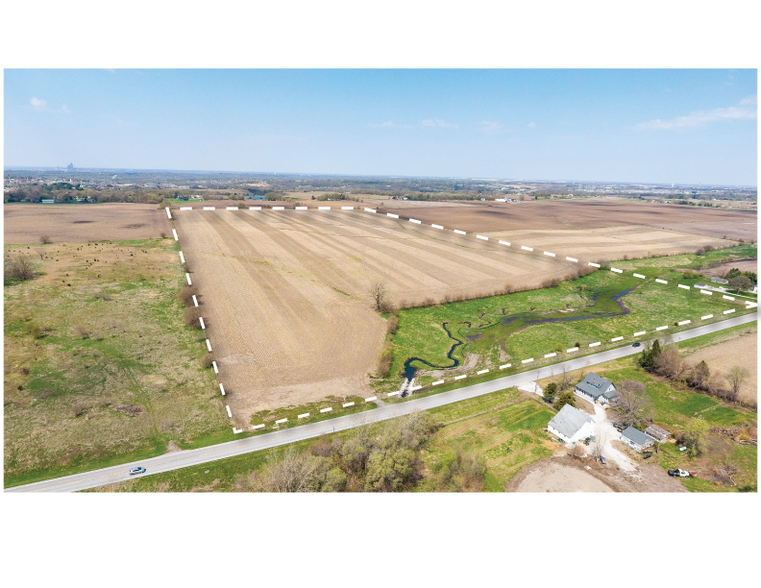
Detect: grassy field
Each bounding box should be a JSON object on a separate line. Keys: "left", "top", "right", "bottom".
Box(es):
{"left": 387, "top": 245, "right": 755, "bottom": 387}
{"left": 4, "top": 238, "right": 230, "bottom": 488}
{"left": 416, "top": 398, "right": 556, "bottom": 492}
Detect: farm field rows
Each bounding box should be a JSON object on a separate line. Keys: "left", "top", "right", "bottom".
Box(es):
{"left": 175, "top": 209, "right": 575, "bottom": 423}
{"left": 4, "top": 203, "right": 172, "bottom": 244}
{"left": 382, "top": 198, "right": 756, "bottom": 240}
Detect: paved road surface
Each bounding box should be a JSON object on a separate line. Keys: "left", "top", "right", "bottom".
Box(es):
{"left": 7, "top": 312, "right": 756, "bottom": 493}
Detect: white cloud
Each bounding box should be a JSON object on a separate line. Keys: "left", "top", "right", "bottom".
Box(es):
{"left": 635, "top": 96, "right": 757, "bottom": 130}
{"left": 527, "top": 122, "right": 536, "bottom": 128}
{"left": 61, "top": 104, "right": 71, "bottom": 115}
{"left": 30, "top": 97, "right": 47, "bottom": 109}
{"left": 476, "top": 120, "right": 505, "bottom": 134}
{"left": 420, "top": 118, "right": 459, "bottom": 129}
{"left": 368, "top": 121, "right": 396, "bottom": 128}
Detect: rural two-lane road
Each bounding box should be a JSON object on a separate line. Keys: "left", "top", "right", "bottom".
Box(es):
{"left": 7, "top": 312, "right": 756, "bottom": 493}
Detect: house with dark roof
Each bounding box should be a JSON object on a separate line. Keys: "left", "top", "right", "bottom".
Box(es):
{"left": 547, "top": 404, "right": 595, "bottom": 444}
{"left": 575, "top": 372, "right": 618, "bottom": 404}
{"left": 620, "top": 426, "right": 654, "bottom": 452}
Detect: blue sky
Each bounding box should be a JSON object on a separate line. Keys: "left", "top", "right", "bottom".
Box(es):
{"left": 4, "top": 69, "right": 757, "bottom": 185}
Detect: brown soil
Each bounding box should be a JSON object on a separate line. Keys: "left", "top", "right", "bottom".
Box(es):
{"left": 382, "top": 198, "right": 755, "bottom": 241}
{"left": 4, "top": 203, "right": 172, "bottom": 244}
{"left": 685, "top": 332, "right": 757, "bottom": 404}
{"left": 175, "top": 209, "right": 577, "bottom": 421}
{"left": 508, "top": 455, "right": 688, "bottom": 492}
{"left": 700, "top": 259, "right": 757, "bottom": 278}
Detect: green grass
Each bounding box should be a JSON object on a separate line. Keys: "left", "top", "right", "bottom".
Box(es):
{"left": 248, "top": 396, "right": 377, "bottom": 430}
{"left": 386, "top": 247, "right": 754, "bottom": 390}
{"left": 4, "top": 238, "right": 229, "bottom": 488}
{"left": 90, "top": 387, "right": 555, "bottom": 492}
{"left": 417, "top": 398, "right": 556, "bottom": 492}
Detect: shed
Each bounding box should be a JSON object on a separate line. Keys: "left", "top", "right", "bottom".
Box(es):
{"left": 620, "top": 426, "right": 654, "bottom": 452}
{"left": 575, "top": 372, "right": 618, "bottom": 404}
{"left": 711, "top": 277, "right": 729, "bottom": 285}
{"left": 547, "top": 404, "right": 595, "bottom": 444}
{"left": 41, "top": 199, "right": 55, "bottom": 204}
{"left": 644, "top": 424, "right": 670, "bottom": 443}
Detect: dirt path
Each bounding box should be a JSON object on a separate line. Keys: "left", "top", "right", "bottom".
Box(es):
{"left": 512, "top": 461, "right": 614, "bottom": 492}
{"left": 590, "top": 404, "right": 637, "bottom": 472}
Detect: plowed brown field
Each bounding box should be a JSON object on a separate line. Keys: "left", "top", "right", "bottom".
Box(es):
{"left": 176, "top": 209, "right": 577, "bottom": 420}
{"left": 4, "top": 203, "right": 171, "bottom": 244}
{"left": 383, "top": 199, "right": 755, "bottom": 242}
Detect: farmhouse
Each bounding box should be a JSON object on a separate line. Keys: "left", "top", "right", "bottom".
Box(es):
{"left": 575, "top": 372, "right": 618, "bottom": 404}
{"left": 547, "top": 404, "right": 595, "bottom": 444}
{"left": 620, "top": 426, "right": 654, "bottom": 452}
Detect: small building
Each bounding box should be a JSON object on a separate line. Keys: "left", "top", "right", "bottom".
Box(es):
{"left": 711, "top": 276, "right": 729, "bottom": 285}
{"left": 575, "top": 372, "right": 618, "bottom": 404}
{"left": 620, "top": 426, "right": 654, "bottom": 452}
{"left": 644, "top": 424, "right": 670, "bottom": 443}
{"left": 41, "top": 199, "right": 55, "bottom": 204}
{"left": 547, "top": 404, "right": 595, "bottom": 444}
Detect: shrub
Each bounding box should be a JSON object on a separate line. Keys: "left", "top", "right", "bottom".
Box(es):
{"left": 179, "top": 286, "right": 197, "bottom": 307}
{"left": 183, "top": 306, "right": 202, "bottom": 329}
{"left": 5, "top": 255, "right": 35, "bottom": 281}
{"left": 387, "top": 315, "right": 398, "bottom": 335}
{"left": 39, "top": 235, "right": 52, "bottom": 244}
{"left": 71, "top": 401, "right": 89, "bottom": 417}
{"left": 201, "top": 353, "right": 214, "bottom": 369}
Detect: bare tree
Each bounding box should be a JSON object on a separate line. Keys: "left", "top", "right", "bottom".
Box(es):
{"left": 728, "top": 275, "right": 752, "bottom": 293}
{"left": 614, "top": 379, "right": 652, "bottom": 427}
{"left": 654, "top": 347, "right": 689, "bottom": 380}
{"left": 5, "top": 255, "right": 35, "bottom": 281}
{"left": 726, "top": 366, "right": 749, "bottom": 402}
{"left": 592, "top": 432, "right": 607, "bottom": 460}
{"left": 369, "top": 281, "right": 387, "bottom": 312}
{"left": 252, "top": 447, "right": 323, "bottom": 492}
{"left": 39, "top": 234, "right": 52, "bottom": 244}
{"left": 558, "top": 363, "right": 573, "bottom": 392}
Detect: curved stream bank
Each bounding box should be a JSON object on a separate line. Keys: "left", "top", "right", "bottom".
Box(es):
{"left": 402, "top": 286, "right": 637, "bottom": 380}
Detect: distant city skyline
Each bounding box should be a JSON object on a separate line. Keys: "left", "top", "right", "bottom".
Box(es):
{"left": 4, "top": 69, "right": 757, "bottom": 186}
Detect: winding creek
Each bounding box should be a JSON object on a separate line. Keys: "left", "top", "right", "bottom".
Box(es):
{"left": 403, "top": 286, "right": 637, "bottom": 380}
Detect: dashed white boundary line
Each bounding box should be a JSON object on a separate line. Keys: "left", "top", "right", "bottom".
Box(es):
{"left": 173, "top": 205, "right": 752, "bottom": 430}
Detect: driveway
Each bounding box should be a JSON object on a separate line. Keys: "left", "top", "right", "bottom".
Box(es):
{"left": 589, "top": 403, "right": 637, "bottom": 473}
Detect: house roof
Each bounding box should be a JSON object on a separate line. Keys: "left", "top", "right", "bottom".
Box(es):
{"left": 576, "top": 372, "right": 615, "bottom": 399}
{"left": 548, "top": 404, "right": 593, "bottom": 439}
{"left": 645, "top": 424, "right": 669, "bottom": 440}
{"left": 622, "top": 426, "right": 653, "bottom": 447}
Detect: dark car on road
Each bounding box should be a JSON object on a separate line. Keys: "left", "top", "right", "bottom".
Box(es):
{"left": 632, "top": 342, "right": 641, "bottom": 348}
{"left": 129, "top": 467, "right": 146, "bottom": 475}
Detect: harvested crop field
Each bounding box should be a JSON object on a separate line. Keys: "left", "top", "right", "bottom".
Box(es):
{"left": 701, "top": 259, "right": 758, "bottom": 278}
{"left": 4, "top": 203, "right": 172, "bottom": 245}
{"left": 175, "top": 209, "right": 578, "bottom": 420}
{"left": 382, "top": 199, "right": 755, "bottom": 242}
{"left": 511, "top": 461, "right": 614, "bottom": 492}
{"left": 685, "top": 332, "right": 757, "bottom": 405}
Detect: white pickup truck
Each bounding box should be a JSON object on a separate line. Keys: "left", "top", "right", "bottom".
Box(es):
{"left": 668, "top": 468, "right": 693, "bottom": 478}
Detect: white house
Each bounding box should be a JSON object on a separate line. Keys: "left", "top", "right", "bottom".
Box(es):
{"left": 620, "top": 426, "right": 654, "bottom": 452}
{"left": 547, "top": 404, "right": 595, "bottom": 444}
{"left": 575, "top": 372, "right": 618, "bottom": 404}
